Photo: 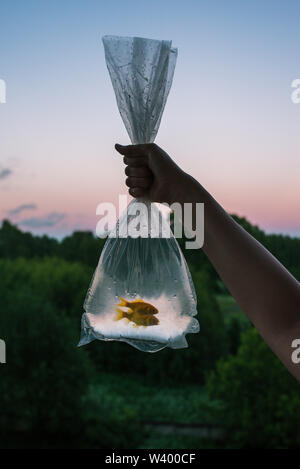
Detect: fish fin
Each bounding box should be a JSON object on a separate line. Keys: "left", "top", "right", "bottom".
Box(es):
{"left": 118, "top": 296, "right": 128, "bottom": 307}
{"left": 114, "top": 307, "right": 124, "bottom": 321}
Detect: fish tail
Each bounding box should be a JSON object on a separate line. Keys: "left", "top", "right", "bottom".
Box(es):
{"left": 114, "top": 307, "right": 125, "bottom": 321}
{"left": 118, "top": 296, "right": 128, "bottom": 307}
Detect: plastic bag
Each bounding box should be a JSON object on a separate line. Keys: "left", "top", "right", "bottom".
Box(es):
{"left": 79, "top": 35, "right": 199, "bottom": 352}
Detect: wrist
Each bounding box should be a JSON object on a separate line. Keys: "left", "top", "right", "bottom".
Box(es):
{"left": 176, "top": 173, "right": 210, "bottom": 205}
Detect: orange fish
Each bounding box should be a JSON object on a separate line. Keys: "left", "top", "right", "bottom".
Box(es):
{"left": 115, "top": 297, "right": 159, "bottom": 327}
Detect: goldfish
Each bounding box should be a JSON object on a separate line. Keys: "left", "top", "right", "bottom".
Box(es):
{"left": 114, "top": 297, "right": 159, "bottom": 327}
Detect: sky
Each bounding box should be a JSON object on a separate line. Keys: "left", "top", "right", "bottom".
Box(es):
{"left": 0, "top": 0, "right": 300, "bottom": 238}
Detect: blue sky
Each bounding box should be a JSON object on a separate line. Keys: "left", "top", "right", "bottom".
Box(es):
{"left": 0, "top": 0, "right": 300, "bottom": 237}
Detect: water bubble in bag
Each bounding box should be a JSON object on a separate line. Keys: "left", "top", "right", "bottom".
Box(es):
{"left": 79, "top": 35, "right": 200, "bottom": 352}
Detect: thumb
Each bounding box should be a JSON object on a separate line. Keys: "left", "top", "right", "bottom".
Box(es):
{"left": 115, "top": 143, "right": 145, "bottom": 157}
{"left": 115, "top": 143, "right": 125, "bottom": 154}
{"left": 115, "top": 143, "right": 134, "bottom": 156}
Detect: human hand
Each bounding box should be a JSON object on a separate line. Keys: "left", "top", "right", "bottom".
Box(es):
{"left": 115, "top": 143, "right": 197, "bottom": 205}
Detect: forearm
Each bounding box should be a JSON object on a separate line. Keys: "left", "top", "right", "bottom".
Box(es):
{"left": 183, "top": 176, "right": 300, "bottom": 379}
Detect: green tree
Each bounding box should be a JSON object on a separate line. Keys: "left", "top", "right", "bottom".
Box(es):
{"left": 0, "top": 284, "right": 93, "bottom": 442}
{"left": 59, "top": 231, "right": 105, "bottom": 267}
{"left": 0, "top": 257, "right": 92, "bottom": 319}
{"left": 207, "top": 328, "right": 300, "bottom": 448}
{"left": 0, "top": 220, "right": 59, "bottom": 259}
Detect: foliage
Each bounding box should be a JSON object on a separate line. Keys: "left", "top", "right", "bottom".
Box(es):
{"left": 216, "top": 295, "right": 252, "bottom": 354}
{"left": 0, "top": 220, "right": 58, "bottom": 259}
{"left": 59, "top": 231, "right": 105, "bottom": 268}
{"left": 232, "top": 215, "right": 300, "bottom": 281}
{"left": 0, "top": 218, "right": 300, "bottom": 448}
{"left": 1, "top": 216, "right": 300, "bottom": 280}
{"left": 82, "top": 383, "right": 142, "bottom": 449}
{"left": 207, "top": 328, "right": 300, "bottom": 448}
{"left": 0, "top": 284, "right": 93, "bottom": 438}
{"left": 0, "top": 257, "right": 92, "bottom": 319}
{"left": 89, "top": 372, "right": 223, "bottom": 425}
{"left": 0, "top": 220, "right": 104, "bottom": 268}
{"left": 139, "top": 433, "right": 218, "bottom": 449}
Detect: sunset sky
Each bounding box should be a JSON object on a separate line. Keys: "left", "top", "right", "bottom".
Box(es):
{"left": 1, "top": 0, "right": 300, "bottom": 238}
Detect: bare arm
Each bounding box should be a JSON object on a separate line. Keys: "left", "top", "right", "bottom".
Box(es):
{"left": 115, "top": 142, "right": 300, "bottom": 380}
{"left": 198, "top": 185, "right": 300, "bottom": 379}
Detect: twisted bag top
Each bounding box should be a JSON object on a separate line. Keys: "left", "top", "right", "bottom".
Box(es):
{"left": 102, "top": 35, "right": 177, "bottom": 144}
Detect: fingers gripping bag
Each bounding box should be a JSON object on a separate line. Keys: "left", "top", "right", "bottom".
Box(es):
{"left": 79, "top": 35, "right": 200, "bottom": 352}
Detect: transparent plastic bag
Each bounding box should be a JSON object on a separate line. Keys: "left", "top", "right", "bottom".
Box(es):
{"left": 79, "top": 35, "right": 199, "bottom": 352}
